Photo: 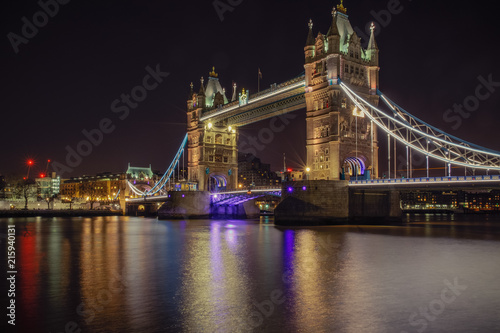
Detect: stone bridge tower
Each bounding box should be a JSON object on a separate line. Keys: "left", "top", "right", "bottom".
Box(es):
{"left": 186, "top": 68, "right": 239, "bottom": 192}
{"left": 304, "top": 1, "right": 380, "bottom": 180}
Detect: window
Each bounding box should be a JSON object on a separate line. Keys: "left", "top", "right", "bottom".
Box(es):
{"left": 350, "top": 50, "right": 354, "bottom": 57}
{"left": 223, "top": 157, "right": 228, "bottom": 163}
{"left": 344, "top": 64, "right": 349, "bottom": 73}
{"left": 360, "top": 68, "right": 365, "bottom": 76}
{"left": 350, "top": 66, "right": 354, "bottom": 74}
{"left": 355, "top": 67, "right": 359, "bottom": 75}
{"left": 325, "top": 148, "right": 329, "bottom": 155}
{"left": 206, "top": 136, "right": 212, "bottom": 143}
{"left": 226, "top": 138, "right": 231, "bottom": 145}
{"left": 215, "top": 134, "right": 222, "bottom": 144}
{"left": 209, "top": 156, "right": 214, "bottom": 162}
{"left": 355, "top": 52, "right": 359, "bottom": 59}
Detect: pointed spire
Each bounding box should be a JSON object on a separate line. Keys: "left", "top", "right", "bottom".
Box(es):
{"left": 306, "top": 19, "right": 315, "bottom": 46}
{"left": 327, "top": 8, "right": 339, "bottom": 37}
{"left": 368, "top": 22, "right": 378, "bottom": 50}
{"left": 198, "top": 77, "right": 205, "bottom": 96}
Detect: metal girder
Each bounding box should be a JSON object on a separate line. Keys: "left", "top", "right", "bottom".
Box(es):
{"left": 340, "top": 82, "right": 500, "bottom": 171}
{"left": 200, "top": 76, "right": 306, "bottom": 126}
{"left": 128, "top": 134, "right": 188, "bottom": 197}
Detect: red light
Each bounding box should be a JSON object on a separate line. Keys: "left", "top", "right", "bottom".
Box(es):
{"left": 287, "top": 168, "right": 292, "bottom": 172}
{"left": 39, "top": 173, "right": 46, "bottom": 178}
{"left": 27, "top": 159, "right": 33, "bottom": 166}
{"left": 48, "top": 159, "right": 51, "bottom": 163}
{"left": 23, "top": 177, "right": 26, "bottom": 180}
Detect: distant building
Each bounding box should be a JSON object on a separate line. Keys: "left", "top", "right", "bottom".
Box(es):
{"left": 401, "top": 190, "right": 500, "bottom": 211}
{"left": 35, "top": 172, "right": 60, "bottom": 198}
{"left": 238, "top": 153, "right": 281, "bottom": 188}
{"left": 60, "top": 172, "right": 124, "bottom": 202}
{"left": 0, "top": 175, "right": 14, "bottom": 200}
{"left": 126, "top": 163, "right": 154, "bottom": 180}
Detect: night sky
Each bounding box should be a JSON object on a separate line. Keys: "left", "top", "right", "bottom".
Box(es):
{"left": 1, "top": 0, "right": 500, "bottom": 178}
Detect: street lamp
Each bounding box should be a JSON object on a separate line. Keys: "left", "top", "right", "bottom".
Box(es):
{"left": 305, "top": 167, "right": 310, "bottom": 180}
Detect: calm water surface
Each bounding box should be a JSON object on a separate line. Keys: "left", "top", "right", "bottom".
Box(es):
{"left": 1, "top": 215, "right": 500, "bottom": 332}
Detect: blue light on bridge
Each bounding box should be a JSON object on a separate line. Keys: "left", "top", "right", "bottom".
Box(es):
{"left": 302, "top": 186, "right": 307, "bottom": 191}
{"left": 288, "top": 187, "right": 293, "bottom": 193}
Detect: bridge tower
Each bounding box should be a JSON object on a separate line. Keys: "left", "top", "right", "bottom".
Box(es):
{"left": 186, "top": 68, "right": 239, "bottom": 191}
{"left": 304, "top": 1, "right": 380, "bottom": 180}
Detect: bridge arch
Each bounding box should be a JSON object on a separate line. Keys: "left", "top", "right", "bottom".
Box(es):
{"left": 342, "top": 155, "right": 367, "bottom": 178}
{"left": 207, "top": 173, "right": 228, "bottom": 192}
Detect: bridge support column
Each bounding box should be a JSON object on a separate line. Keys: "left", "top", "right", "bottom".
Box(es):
{"left": 158, "top": 191, "right": 211, "bottom": 219}
{"left": 275, "top": 181, "right": 350, "bottom": 225}
{"left": 275, "top": 181, "right": 402, "bottom": 226}
{"left": 349, "top": 189, "right": 402, "bottom": 224}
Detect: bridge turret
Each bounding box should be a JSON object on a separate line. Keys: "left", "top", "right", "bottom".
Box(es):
{"left": 304, "top": 19, "right": 316, "bottom": 87}
{"left": 197, "top": 77, "right": 206, "bottom": 109}
{"left": 327, "top": 8, "right": 340, "bottom": 53}
{"left": 304, "top": 0, "right": 380, "bottom": 181}
{"left": 187, "top": 82, "right": 195, "bottom": 110}
{"left": 366, "top": 22, "right": 380, "bottom": 93}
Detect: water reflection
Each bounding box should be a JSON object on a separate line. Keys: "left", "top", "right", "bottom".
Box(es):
{"left": 0, "top": 216, "right": 499, "bottom": 332}
{"left": 179, "top": 221, "right": 251, "bottom": 332}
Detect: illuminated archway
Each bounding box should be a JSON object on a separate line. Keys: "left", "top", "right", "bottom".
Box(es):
{"left": 208, "top": 174, "right": 227, "bottom": 192}
{"left": 343, "top": 156, "right": 366, "bottom": 176}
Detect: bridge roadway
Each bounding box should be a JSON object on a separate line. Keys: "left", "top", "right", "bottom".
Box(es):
{"left": 349, "top": 174, "right": 500, "bottom": 190}
{"left": 126, "top": 175, "right": 500, "bottom": 205}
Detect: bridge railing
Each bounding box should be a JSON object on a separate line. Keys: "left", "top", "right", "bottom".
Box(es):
{"left": 210, "top": 186, "right": 282, "bottom": 195}
{"left": 349, "top": 175, "right": 500, "bottom": 186}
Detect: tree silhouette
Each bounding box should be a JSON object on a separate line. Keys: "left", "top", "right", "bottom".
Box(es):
{"left": 14, "top": 178, "right": 37, "bottom": 210}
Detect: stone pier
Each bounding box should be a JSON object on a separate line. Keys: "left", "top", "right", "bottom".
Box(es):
{"left": 274, "top": 181, "right": 401, "bottom": 226}
{"left": 157, "top": 191, "right": 261, "bottom": 220}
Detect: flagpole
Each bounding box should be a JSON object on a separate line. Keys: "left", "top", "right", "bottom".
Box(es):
{"left": 257, "top": 68, "right": 260, "bottom": 92}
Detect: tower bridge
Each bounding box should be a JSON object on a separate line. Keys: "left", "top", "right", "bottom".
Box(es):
{"left": 125, "top": 1, "right": 500, "bottom": 224}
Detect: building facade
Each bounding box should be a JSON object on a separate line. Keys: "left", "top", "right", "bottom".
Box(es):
{"left": 304, "top": 2, "right": 379, "bottom": 180}
{"left": 187, "top": 69, "right": 239, "bottom": 191}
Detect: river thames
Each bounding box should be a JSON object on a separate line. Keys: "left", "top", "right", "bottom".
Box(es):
{"left": 1, "top": 215, "right": 500, "bottom": 332}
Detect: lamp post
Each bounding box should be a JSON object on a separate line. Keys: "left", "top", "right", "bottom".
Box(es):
{"left": 306, "top": 167, "right": 310, "bottom": 180}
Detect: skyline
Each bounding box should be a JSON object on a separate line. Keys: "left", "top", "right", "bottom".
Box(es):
{"left": 2, "top": 0, "right": 500, "bottom": 178}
